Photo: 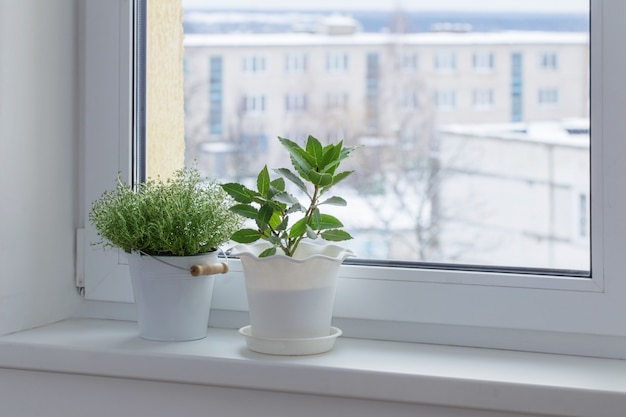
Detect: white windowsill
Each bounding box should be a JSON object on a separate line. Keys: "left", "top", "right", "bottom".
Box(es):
{"left": 1, "top": 319, "right": 626, "bottom": 416}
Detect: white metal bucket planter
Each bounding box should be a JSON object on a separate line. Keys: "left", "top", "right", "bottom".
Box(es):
{"left": 127, "top": 251, "right": 228, "bottom": 341}
{"left": 230, "top": 241, "right": 355, "bottom": 355}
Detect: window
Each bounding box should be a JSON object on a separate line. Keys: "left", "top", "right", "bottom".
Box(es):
{"left": 473, "top": 88, "right": 494, "bottom": 109}
{"left": 208, "top": 56, "right": 223, "bottom": 134}
{"left": 326, "top": 92, "right": 349, "bottom": 110}
{"left": 242, "top": 55, "right": 266, "bottom": 74}
{"left": 285, "top": 52, "right": 307, "bottom": 73}
{"left": 539, "top": 51, "right": 558, "bottom": 69}
{"left": 242, "top": 94, "right": 266, "bottom": 113}
{"left": 538, "top": 87, "right": 559, "bottom": 106}
{"left": 400, "top": 88, "right": 419, "bottom": 111}
{"left": 285, "top": 93, "right": 308, "bottom": 112}
{"left": 434, "top": 50, "right": 457, "bottom": 72}
{"left": 326, "top": 51, "right": 349, "bottom": 73}
{"left": 84, "top": 0, "right": 626, "bottom": 360}
{"left": 435, "top": 89, "right": 456, "bottom": 110}
{"left": 400, "top": 51, "right": 419, "bottom": 72}
{"left": 511, "top": 52, "right": 524, "bottom": 121}
{"left": 473, "top": 50, "right": 494, "bottom": 71}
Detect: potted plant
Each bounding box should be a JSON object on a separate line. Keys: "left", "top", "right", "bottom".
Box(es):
{"left": 89, "top": 167, "right": 242, "bottom": 341}
{"left": 222, "top": 135, "right": 358, "bottom": 355}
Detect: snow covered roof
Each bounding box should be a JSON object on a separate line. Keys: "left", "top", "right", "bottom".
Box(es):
{"left": 184, "top": 31, "right": 588, "bottom": 48}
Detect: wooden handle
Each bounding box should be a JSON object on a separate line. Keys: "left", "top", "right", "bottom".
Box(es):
{"left": 190, "top": 262, "right": 229, "bottom": 277}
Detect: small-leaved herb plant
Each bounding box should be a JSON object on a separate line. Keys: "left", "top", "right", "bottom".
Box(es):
{"left": 89, "top": 167, "right": 242, "bottom": 256}
{"left": 221, "top": 135, "right": 358, "bottom": 258}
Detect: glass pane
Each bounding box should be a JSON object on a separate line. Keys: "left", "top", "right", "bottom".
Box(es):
{"left": 182, "top": 0, "right": 590, "bottom": 272}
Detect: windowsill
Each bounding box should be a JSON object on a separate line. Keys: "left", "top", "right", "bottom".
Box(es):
{"left": 1, "top": 319, "right": 626, "bottom": 416}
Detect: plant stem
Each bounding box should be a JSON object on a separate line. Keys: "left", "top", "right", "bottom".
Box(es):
{"left": 288, "top": 184, "right": 320, "bottom": 257}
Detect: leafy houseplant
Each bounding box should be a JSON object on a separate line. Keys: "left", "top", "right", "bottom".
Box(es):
{"left": 222, "top": 135, "right": 357, "bottom": 258}
{"left": 90, "top": 167, "right": 241, "bottom": 257}
{"left": 222, "top": 136, "right": 358, "bottom": 355}
{"left": 89, "top": 167, "right": 242, "bottom": 341}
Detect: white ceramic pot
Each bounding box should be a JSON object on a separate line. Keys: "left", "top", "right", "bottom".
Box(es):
{"left": 230, "top": 241, "right": 354, "bottom": 353}
{"left": 127, "top": 251, "right": 218, "bottom": 341}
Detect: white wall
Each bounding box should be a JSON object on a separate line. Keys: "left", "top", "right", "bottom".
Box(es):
{"left": 0, "top": 0, "right": 81, "bottom": 335}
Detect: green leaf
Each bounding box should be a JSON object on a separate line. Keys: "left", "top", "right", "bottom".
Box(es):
{"left": 221, "top": 183, "right": 255, "bottom": 203}
{"left": 320, "top": 196, "right": 347, "bottom": 206}
{"left": 278, "top": 137, "right": 315, "bottom": 179}
{"left": 275, "top": 216, "right": 289, "bottom": 231}
{"left": 286, "top": 203, "right": 306, "bottom": 214}
{"left": 318, "top": 213, "right": 343, "bottom": 230}
{"left": 231, "top": 229, "right": 261, "bottom": 243}
{"left": 331, "top": 170, "right": 354, "bottom": 187}
{"left": 308, "top": 170, "right": 333, "bottom": 187}
{"left": 275, "top": 168, "right": 309, "bottom": 195}
{"left": 305, "top": 135, "right": 324, "bottom": 164}
{"left": 270, "top": 177, "right": 285, "bottom": 192}
{"left": 310, "top": 208, "right": 321, "bottom": 230}
{"left": 259, "top": 247, "right": 277, "bottom": 258}
{"left": 321, "top": 229, "right": 353, "bottom": 241}
{"left": 340, "top": 145, "right": 359, "bottom": 161}
{"left": 229, "top": 204, "right": 258, "bottom": 219}
{"left": 258, "top": 203, "right": 274, "bottom": 224}
{"left": 268, "top": 211, "right": 282, "bottom": 229}
{"left": 257, "top": 165, "right": 271, "bottom": 196}
{"left": 273, "top": 191, "right": 299, "bottom": 206}
{"left": 320, "top": 143, "right": 342, "bottom": 174}
{"left": 289, "top": 217, "right": 308, "bottom": 238}
{"left": 305, "top": 225, "right": 318, "bottom": 239}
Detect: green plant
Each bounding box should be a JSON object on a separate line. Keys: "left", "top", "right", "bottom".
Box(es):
{"left": 221, "top": 135, "right": 358, "bottom": 258}
{"left": 89, "top": 167, "right": 242, "bottom": 256}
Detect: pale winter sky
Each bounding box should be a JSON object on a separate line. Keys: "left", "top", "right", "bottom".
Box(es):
{"left": 182, "top": 0, "right": 588, "bottom": 13}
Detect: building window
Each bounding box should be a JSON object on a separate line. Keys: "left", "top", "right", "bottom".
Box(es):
{"left": 538, "top": 88, "right": 559, "bottom": 106}
{"left": 326, "top": 91, "right": 349, "bottom": 110}
{"left": 539, "top": 51, "right": 558, "bottom": 70}
{"left": 473, "top": 88, "right": 494, "bottom": 109}
{"left": 473, "top": 51, "right": 494, "bottom": 71}
{"left": 435, "top": 51, "right": 457, "bottom": 72}
{"left": 400, "top": 89, "right": 419, "bottom": 111}
{"left": 400, "top": 51, "right": 419, "bottom": 72}
{"left": 366, "top": 52, "right": 380, "bottom": 130}
{"left": 285, "top": 93, "right": 308, "bottom": 112}
{"left": 242, "top": 94, "right": 266, "bottom": 113}
{"left": 511, "top": 52, "right": 523, "bottom": 122}
{"left": 285, "top": 52, "right": 307, "bottom": 74}
{"left": 208, "top": 56, "right": 223, "bottom": 134}
{"left": 242, "top": 55, "right": 266, "bottom": 74}
{"left": 326, "top": 51, "right": 349, "bottom": 73}
{"left": 435, "top": 89, "right": 456, "bottom": 110}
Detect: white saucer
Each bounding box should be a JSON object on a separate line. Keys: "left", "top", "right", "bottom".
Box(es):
{"left": 239, "top": 326, "right": 342, "bottom": 355}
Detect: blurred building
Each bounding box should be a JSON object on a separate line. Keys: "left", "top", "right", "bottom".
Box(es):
{"left": 183, "top": 19, "right": 588, "bottom": 181}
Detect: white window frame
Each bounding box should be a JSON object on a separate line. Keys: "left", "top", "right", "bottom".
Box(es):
{"left": 540, "top": 50, "right": 559, "bottom": 70}
{"left": 473, "top": 50, "right": 494, "bottom": 72}
{"left": 400, "top": 51, "right": 419, "bottom": 72}
{"left": 435, "top": 88, "right": 456, "bottom": 110}
{"left": 473, "top": 88, "right": 494, "bottom": 109}
{"left": 400, "top": 88, "right": 419, "bottom": 111}
{"left": 285, "top": 52, "right": 307, "bottom": 74}
{"left": 325, "top": 91, "right": 349, "bottom": 110}
{"left": 84, "top": 1, "right": 626, "bottom": 359}
{"left": 326, "top": 51, "right": 349, "bottom": 73}
{"left": 538, "top": 87, "right": 560, "bottom": 106}
{"left": 242, "top": 55, "right": 266, "bottom": 74}
{"left": 434, "top": 50, "right": 457, "bottom": 73}
{"left": 242, "top": 94, "right": 266, "bottom": 114}
{"left": 285, "top": 93, "right": 308, "bottom": 113}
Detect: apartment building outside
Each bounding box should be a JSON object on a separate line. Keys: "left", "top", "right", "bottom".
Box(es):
{"left": 182, "top": 19, "right": 589, "bottom": 268}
